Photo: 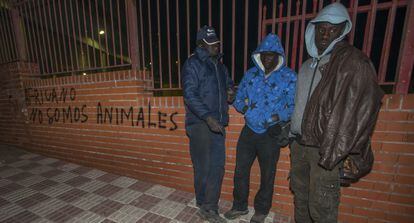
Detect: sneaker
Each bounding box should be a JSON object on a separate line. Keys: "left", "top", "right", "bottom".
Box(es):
{"left": 250, "top": 213, "right": 267, "bottom": 223}
{"left": 223, "top": 208, "right": 249, "bottom": 219}
{"left": 198, "top": 209, "right": 227, "bottom": 223}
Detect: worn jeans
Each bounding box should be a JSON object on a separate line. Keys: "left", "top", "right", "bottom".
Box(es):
{"left": 186, "top": 122, "right": 225, "bottom": 211}
{"left": 290, "top": 140, "right": 340, "bottom": 223}
{"left": 232, "top": 125, "right": 281, "bottom": 215}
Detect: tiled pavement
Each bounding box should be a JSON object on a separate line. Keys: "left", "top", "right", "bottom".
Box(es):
{"left": 0, "top": 146, "right": 291, "bottom": 223}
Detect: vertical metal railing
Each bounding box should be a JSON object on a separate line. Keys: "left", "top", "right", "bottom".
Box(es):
{"left": 262, "top": 0, "right": 413, "bottom": 94}
{"left": 0, "top": 0, "right": 413, "bottom": 94}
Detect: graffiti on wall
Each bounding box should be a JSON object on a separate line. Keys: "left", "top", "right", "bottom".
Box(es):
{"left": 24, "top": 87, "right": 178, "bottom": 131}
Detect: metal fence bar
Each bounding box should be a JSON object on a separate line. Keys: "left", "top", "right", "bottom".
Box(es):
{"left": 243, "top": 0, "right": 248, "bottom": 72}
{"left": 5, "top": 6, "right": 17, "bottom": 61}
{"left": 147, "top": 0, "right": 154, "bottom": 88}
{"left": 116, "top": 0, "right": 122, "bottom": 65}
{"left": 0, "top": 8, "right": 11, "bottom": 62}
{"left": 378, "top": 0, "right": 397, "bottom": 83}
{"left": 364, "top": 0, "right": 377, "bottom": 57}
{"left": 81, "top": 0, "right": 90, "bottom": 68}
{"left": 272, "top": 0, "right": 276, "bottom": 33}
{"left": 257, "top": 0, "right": 262, "bottom": 44}
{"left": 396, "top": 0, "right": 414, "bottom": 94}
{"left": 138, "top": 0, "right": 145, "bottom": 74}
{"left": 46, "top": 0, "right": 58, "bottom": 72}
{"left": 75, "top": 0, "right": 84, "bottom": 69}
{"left": 231, "top": 0, "right": 235, "bottom": 80}
{"left": 349, "top": 0, "right": 359, "bottom": 45}
{"left": 166, "top": 0, "right": 172, "bottom": 88}
{"left": 69, "top": 0, "right": 79, "bottom": 71}
{"left": 176, "top": 0, "right": 181, "bottom": 87}
{"left": 285, "top": 0, "right": 292, "bottom": 66}
{"left": 156, "top": 0, "right": 162, "bottom": 88}
{"left": 102, "top": 0, "right": 110, "bottom": 68}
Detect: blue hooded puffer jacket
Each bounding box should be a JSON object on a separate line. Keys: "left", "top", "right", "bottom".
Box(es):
{"left": 233, "top": 34, "right": 297, "bottom": 134}
{"left": 181, "top": 47, "right": 233, "bottom": 126}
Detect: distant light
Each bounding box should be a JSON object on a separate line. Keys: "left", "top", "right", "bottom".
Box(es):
{"left": 82, "top": 72, "right": 87, "bottom": 76}
{"left": 99, "top": 30, "right": 105, "bottom": 35}
{"left": 175, "top": 61, "right": 178, "bottom": 64}
{"left": 149, "top": 62, "right": 152, "bottom": 65}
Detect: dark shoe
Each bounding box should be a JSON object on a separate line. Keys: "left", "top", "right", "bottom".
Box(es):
{"left": 223, "top": 208, "right": 249, "bottom": 219}
{"left": 198, "top": 209, "right": 227, "bottom": 223}
{"left": 250, "top": 213, "right": 267, "bottom": 223}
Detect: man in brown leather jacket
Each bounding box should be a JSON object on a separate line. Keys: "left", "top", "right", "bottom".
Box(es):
{"left": 289, "top": 3, "right": 384, "bottom": 223}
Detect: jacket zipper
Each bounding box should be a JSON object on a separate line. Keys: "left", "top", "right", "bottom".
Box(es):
{"left": 214, "top": 61, "right": 223, "bottom": 123}
{"left": 306, "top": 59, "right": 320, "bottom": 103}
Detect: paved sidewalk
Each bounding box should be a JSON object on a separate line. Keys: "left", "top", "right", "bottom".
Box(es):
{"left": 0, "top": 145, "right": 290, "bottom": 223}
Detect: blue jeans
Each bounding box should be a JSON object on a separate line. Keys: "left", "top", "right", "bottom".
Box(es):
{"left": 186, "top": 122, "right": 225, "bottom": 211}
{"left": 232, "top": 125, "right": 281, "bottom": 215}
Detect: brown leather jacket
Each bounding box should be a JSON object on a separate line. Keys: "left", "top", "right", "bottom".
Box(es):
{"left": 301, "top": 41, "right": 384, "bottom": 171}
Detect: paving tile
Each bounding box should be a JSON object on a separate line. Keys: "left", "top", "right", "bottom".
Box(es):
{"left": 50, "top": 171, "right": 78, "bottom": 183}
{"left": 29, "top": 165, "right": 55, "bottom": 175}
{"left": 108, "top": 188, "right": 142, "bottom": 204}
{"left": 29, "top": 155, "right": 46, "bottom": 161}
{"left": 0, "top": 178, "right": 12, "bottom": 187}
{"left": 72, "top": 211, "right": 106, "bottom": 223}
{"left": 145, "top": 185, "right": 175, "bottom": 199}
{"left": 0, "top": 168, "right": 23, "bottom": 178}
{"left": 128, "top": 180, "right": 154, "bottom": 192}
{"left": 2, "top": 187, "right": 38, "bottom": 202}
{"left": 31, "top": 218, "right": 54, "bottom": 223}
{"left": 150, "top": 199, "right": 186, "bottom": 219}
{"left": 174, "top": 206, "right": 204, "bottom": 223}
{"left": 0, "top": 197, "right": 10, "bottom": 208}
{"left": 20, "top": 162, "right": 42, "bottom": 171}
{"left": 70, "top": 193, "right": 106, "bottom": 211}
{"left": 166, "top": 190, "right": 193, "bottom": 205}
{"left": 57, "top": 188, "right": 88, "bottom": 203}
{"left": 94, "top": 184, "right": 122, "bottom": 197}
{"left": 107, "top": 205, "right": 148, "bottom": 223}
{"left": 15, "top": 193, "right": 50, "bottom": 209}
{"left": 40, "top": 182, "right": 73, "bottom": 197}
{"left": 137, "top": 212, "right": 172, "bottom": 223}
{"left": 82, "top": 169, "right": 107, "bottom": 179}
{"left": 65, "top": 175, "right": 92, "bottom": 187}
{"left": 7, "top": 171, "right": 34, "bottom": 181}
{"left": 19, "top": 153, "right": 40, "bottom": 160}
{"left": 8, "top": 159, "right": 31, "bottom": 168}
{"left": 36, "top": 157, "right": 59, "bottom": 165}
{"left": 48, "top": 160, "right": 67, "bottom": 167}
{"left": 4, "top": 210, "right": 41, "bottom": 223}
{"left": 45, "top": 204, "right": 84, "bottom": 222}
{"left": 77, "top": 180, "right": 107, "bottom": 193}
{"left": 90, "top": 199, "right": 123, "bottom": 217}
{"left": 71, "top": 166, "right": 93, "bottom": 175}
{"left": 29, "top": 179, "right": 59, "bottom": 191}
{"left": 0, "top": 183, "right": 24, "bottom": 196}
{"left": 130, "top": 194, "right": 162, "bottom": 210}
{"left": 110, "top": 176, "right": 138, "bottom": 188}
{"left": 0, "top": 203, "right": 25, "bottom": 221}
{"left": 28, "top": 198, "right": 67, "bottom": 217}
{"left": 16, "top": 175, "right": 47, "bottom": 187}
{"left": 96, "top": 173, "right": 120, "bottom": 183}
{"left": 57, "top": 163, "right": 81, "bottom": 172}
{"left": 40, "top": 169, "right": 64, "bottom": 178}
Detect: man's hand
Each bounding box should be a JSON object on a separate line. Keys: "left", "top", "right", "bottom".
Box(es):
{"left": 227, "top": 87, "right": 236, "bottom": 104}
{"left": 271, "top": 114, "right": 279, "bottom": 122}
{"left": 205, "top": 116, "right": 225, "bottom": 134}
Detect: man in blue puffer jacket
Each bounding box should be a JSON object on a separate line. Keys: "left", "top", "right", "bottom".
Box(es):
{"left": 182, "top": 25, "right": 234, "bottom": 223}
{"left": 224, "top": 34, "right": 296, "bottom": 223}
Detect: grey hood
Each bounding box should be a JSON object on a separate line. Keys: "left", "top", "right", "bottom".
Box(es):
{"left": 305, "top": 2, "right": 352, "bottom": 64}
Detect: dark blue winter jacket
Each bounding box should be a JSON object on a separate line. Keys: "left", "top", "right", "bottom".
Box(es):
{"left": 182, "top": 47, "right": 233, "bottom": 126}
{"left": 233, "top": 34, "right": 297, "bottom": 133}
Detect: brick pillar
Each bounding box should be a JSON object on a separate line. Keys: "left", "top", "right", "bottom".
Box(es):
{"left": 0, "top": 62, "right": 39, "bottom": 147}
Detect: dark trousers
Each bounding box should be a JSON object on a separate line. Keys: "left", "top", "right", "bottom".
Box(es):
{"left": 289, "top": 140, "right": 340, "bottom": 223}
{"left": 186, "top": 122, "right": 225, "bottom": 211}
{"left": 232, "top": 125, "right": 281, "bottom": 215}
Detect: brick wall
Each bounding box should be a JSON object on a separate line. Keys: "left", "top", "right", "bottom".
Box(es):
{"left": 1, "top": 63, "right": 413, "bottom": 223}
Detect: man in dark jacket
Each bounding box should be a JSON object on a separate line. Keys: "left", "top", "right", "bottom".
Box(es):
{"left": 289, "top": 3, "right": 384, "bottom": 223}
{"left": 182, "top": 25, "right": 234, "bottom": 223}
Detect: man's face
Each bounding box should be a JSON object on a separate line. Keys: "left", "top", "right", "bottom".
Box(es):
{"left": 315, "top": 22, "right": 346, "bottom": 54}
{"left": 204, "top": 42, "right": 220, "bottom": 57}
{"left": 260, "top": 52, "right": 279, "bottom": 72}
